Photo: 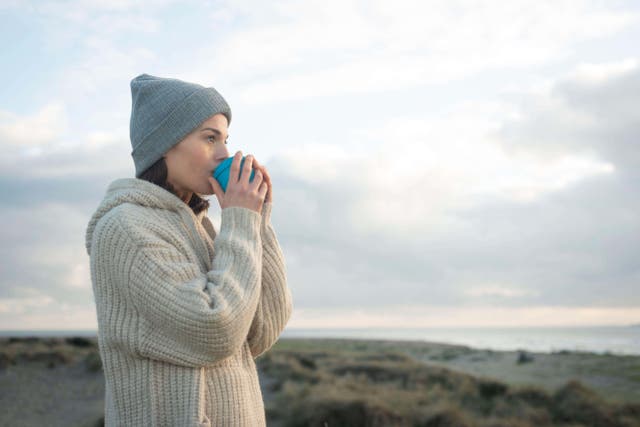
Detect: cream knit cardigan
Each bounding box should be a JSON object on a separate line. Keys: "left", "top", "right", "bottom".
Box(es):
{"left": 85, "top": 178, "right": 293, "bottom": 426}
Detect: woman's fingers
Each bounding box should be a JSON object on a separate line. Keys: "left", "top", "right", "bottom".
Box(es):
{"left": 252, "top": 158, "right": 272, "bottom": 202}
{"left": 259, "top": 179, "right": 268, "bottom": 200}
{"left": 223, "top": 153, "right": 270, "bottom": 211}
{"left": 252, "top": 169, "right": 264, "bottom": 189}
{"left": 230, "top": 151, "right": 243, "bottom": 184}
{"left": 241, "top": 154, "right": 253, "bottom": 182}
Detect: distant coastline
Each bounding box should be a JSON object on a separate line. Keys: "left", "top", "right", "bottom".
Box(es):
{"left": 2, "top": 323, "right": 638, "bottom": 336}
{"left": 0, "top": 329, "right": 98, "bottom": 337}
{"left": 1, "top": 324, "right": 638, "bottom": 355}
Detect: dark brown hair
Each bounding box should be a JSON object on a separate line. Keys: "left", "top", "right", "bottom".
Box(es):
{"left": 138, "top": 157, "right": 210, "bottom": 215}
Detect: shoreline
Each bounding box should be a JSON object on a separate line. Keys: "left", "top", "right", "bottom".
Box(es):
{"left": 1, "top": 325, "right": 639, "bottom": 356}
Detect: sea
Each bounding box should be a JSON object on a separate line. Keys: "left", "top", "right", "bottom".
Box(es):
{"left": 1, "top": 325, "right": 638, "bottom": 356}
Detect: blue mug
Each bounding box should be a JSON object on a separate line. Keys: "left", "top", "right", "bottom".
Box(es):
{"left": 212, "top": 156, "right": 256, "bottom": 192}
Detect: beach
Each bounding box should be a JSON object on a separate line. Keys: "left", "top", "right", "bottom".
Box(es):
{"left": 1, "top": 335, "right": 639, "bottom": 426}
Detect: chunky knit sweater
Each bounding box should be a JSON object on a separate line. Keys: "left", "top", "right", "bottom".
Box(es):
{"left": 85, "top": 178, "right": 293, "bottom": 426}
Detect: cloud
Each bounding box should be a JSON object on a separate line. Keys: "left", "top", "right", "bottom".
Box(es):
{"left": 261, "top": 59, "right": 640, "bottom": 314}
{"left": 3, "top": 0, "right": 160, "bottom": 113}
{"left": 0, "top": 288, "right": 55, "bottom": 314}
{"left": 0, "top": 201, "right": 91, "bottom": 276}
{"left": 463, "top": 284, "right": 540, "bottom": 299}
{"left": 0, "top": 298, "right": 97, "bottom": 330}
{"left": 2, "top": 1, "right": 638, "bottom": 329}
{"left": 288, "top": 305, "right": 640, "bottom": 328}
{"left": 0, "top": 103, "right": 133, "bottom": 180}
{"left": 497, "top": 58, "right": 640, "bottom": 171}
{"left": 0, "top": 102, "right": 68, "bottom": 147}
{"left": 569, "top": 58, "right": 639, "bottom": 84}
{"left": 268, "top": 99, "right": 614, "bottom": 239}
{"left": 2, "top": 58, "right": 637, "bottom": 328}
{"left": 57, "top": 39, "right": 156, "bottom": 100}
{"left": 185, "top": 0, "right": 639, "bottom": 105}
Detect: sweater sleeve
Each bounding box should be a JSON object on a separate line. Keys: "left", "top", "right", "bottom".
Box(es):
{"left": 246, "top": 202, "right": 293, "bottom": 358}
{"left": 119, "top": 206, "right": 263, "bottom": 367}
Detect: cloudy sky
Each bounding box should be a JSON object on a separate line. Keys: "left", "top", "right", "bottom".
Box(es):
{"left": 1, "top": 0, "right": 639, "bottom": 330}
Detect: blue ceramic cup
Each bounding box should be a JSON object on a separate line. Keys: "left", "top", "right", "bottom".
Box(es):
{"left": 212, "top": 156, "right": 256, "bottom": 192}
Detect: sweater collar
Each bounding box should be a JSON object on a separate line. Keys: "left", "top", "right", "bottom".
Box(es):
{"left": 85, "top": 178, "right": 213, "bottom": 257}
{"left": 105, "top": 178, "right": 203, "bottom": 214}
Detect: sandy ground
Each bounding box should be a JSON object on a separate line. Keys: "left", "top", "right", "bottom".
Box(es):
{"left": 399, "top": 342, "right": 640, "bottom": 404}
{"left": 0, "top": 360, "right": 105, "bottom": 427}
{"left": 427, "top": 349, "right": 639, "bottom": 401}
{"left": 0, "top": 352, "right": 280, "bottom": 427}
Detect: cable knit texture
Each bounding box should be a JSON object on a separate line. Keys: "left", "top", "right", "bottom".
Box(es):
{"left": 85, "top": 177, "right": 293, "bottom": 426}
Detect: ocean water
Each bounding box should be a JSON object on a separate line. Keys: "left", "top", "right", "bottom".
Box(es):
{"left": 2, "top": 326, "right": 638, "bottom": 355}
{"left": 281, "top": 326, "right": 640, "bottom": 356}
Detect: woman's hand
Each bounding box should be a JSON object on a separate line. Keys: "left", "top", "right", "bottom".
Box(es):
{"left": 251, "top": 158, "right": 272, "bottom": 204}
{"left": 208, "top": 151, "right": 267, "bottom": 214}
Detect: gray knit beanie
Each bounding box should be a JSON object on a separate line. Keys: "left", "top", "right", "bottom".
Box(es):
{"left": 129, "top": 73, "right": 232, "bottom": 177}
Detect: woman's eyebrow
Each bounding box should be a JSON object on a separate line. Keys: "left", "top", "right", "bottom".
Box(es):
{"left": 200, "top": 127, "right": 229, "bottom": 139}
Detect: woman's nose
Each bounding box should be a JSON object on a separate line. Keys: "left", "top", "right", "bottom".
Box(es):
{"left": 216, "top": 145, "right": 230, "bottom": 160}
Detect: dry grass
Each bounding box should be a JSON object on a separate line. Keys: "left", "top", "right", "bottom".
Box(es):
{"left": 0, "top": 336, "right": 100, "bottom": 371}
{"left": 259, "top": 340, "right": 640, "bottom": 427}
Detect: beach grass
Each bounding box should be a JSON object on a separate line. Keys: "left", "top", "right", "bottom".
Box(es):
{"left": 259, "top": 338, "right": 640, "bottom": 426}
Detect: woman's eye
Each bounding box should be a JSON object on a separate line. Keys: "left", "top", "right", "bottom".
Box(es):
{"left": 207, "top": 135, "right": 229, "bottom": 145}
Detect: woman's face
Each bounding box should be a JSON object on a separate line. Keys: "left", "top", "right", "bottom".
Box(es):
{"left": 164, "top": 113, "right": 230, "bottom": 201}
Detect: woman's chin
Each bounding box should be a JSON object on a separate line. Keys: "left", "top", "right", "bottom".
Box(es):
{"left": 198, "top": 183, "right": 215, "bottom": 196}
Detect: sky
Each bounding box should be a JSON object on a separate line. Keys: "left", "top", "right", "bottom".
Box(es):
{"left": 0, "top": 0, "right": 639, "bottom": 330}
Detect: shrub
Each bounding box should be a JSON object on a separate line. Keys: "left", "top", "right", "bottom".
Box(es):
{"left": 65, "top": 336, "right": 94, "bottom": 348}
{"left": 85, "top": 351, "right": 103, "bottom": 372}
{"left": 551, "top": 379, "right": 617, "bottom": 426}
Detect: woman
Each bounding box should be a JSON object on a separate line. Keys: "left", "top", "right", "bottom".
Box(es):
{"left": 85, "top": 73, "right": 293, "bottom": 426}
